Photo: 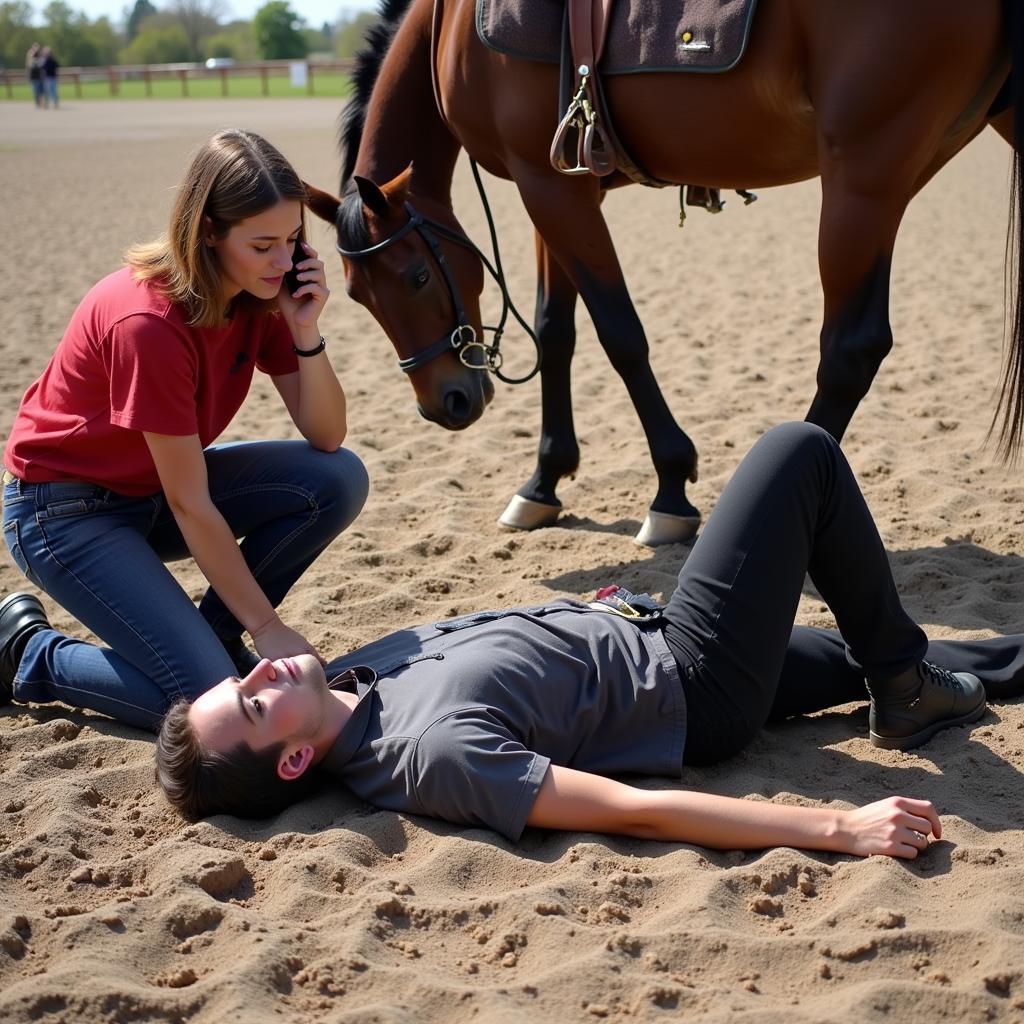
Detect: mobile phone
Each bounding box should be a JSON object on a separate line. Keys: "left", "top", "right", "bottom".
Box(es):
{"left": 283, "top": 236, "right": 305, "bottom": 295}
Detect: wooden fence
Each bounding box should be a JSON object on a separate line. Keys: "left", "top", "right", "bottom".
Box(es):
{"left": 2, "top": 58, "right": 355, "bottom": 99}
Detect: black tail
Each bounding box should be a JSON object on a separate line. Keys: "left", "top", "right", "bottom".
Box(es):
{"left": 994, "top": 0, "right": 1024, "bottom": 461}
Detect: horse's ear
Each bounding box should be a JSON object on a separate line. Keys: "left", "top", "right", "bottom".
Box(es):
{"left": 353, "top": 175, "right": 391, "bottom": 217}
{"left": 380, "top": 163, "right": 414, "bottom": 207}
{"left": 304, "top": 182, "right": 341, "bottom": 225}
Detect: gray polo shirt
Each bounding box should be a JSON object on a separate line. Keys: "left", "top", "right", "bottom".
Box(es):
{"left": 320, "top": 600, "right": 686, "bottom": 842}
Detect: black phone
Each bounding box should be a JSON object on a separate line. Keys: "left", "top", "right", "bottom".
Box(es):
{"left": 282, "top": 237, "right": 305, "bottom": 295}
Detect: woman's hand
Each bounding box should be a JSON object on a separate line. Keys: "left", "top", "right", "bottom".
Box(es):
{"left": 277, "top": 241, "right": 329, "bottom": 334}
{"left": 250, "top": 615, "right": 324, "bottom": 665}
{"left": 838, "top": 796, "right": 941, "bottom": 859}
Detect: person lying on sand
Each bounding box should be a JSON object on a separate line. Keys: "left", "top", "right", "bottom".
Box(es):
{"left": 5, "top": 423, "right": 1022, "bottom": 857}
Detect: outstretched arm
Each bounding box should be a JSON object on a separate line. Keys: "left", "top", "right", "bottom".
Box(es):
{"left": 526, "top": 765, "right": 940, "bottom": 859}
{"left": 144, "top": 431, "right": 321, "bottom": 663}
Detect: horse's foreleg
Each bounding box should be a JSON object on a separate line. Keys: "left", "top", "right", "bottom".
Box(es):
{"left": 499, "top": 233, "right": 581, "bottom": 530}
{"left": 513, "top": 173, "right": 700, "bottom": 545}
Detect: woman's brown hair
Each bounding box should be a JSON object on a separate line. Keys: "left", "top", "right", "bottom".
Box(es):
{"left": 126, "top": 128, "right": 307, "bottom": 328}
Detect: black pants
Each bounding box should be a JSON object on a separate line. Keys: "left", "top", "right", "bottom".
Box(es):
{"left": 662, "top": 422, "right": 1024, "bottom": 764}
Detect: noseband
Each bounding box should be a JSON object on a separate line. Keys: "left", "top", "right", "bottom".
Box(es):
{"left": 336, "top": 159, "right": 541, "bottom": 385}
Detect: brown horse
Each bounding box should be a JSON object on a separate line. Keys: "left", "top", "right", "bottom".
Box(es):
{"left": 308, "top": 0, "right": 1023, "bottom": 545}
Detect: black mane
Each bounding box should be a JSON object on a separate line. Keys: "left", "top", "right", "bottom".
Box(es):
{"left": 338, "top": 0, "right": 416, "bottom": 191}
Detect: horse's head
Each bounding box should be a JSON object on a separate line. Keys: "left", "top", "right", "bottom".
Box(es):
{"left": 307, "top": 167, "right": 493, "bottom": 430}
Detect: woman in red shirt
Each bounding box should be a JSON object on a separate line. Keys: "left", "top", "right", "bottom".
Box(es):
{"left": 0, "top": 129, "right": 368, "bottom": 729}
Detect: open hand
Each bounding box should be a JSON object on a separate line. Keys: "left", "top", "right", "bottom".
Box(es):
{"left": 839, "top": 796, "right": 941, "bottom": 859}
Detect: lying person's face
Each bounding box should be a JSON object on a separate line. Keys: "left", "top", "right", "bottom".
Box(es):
{"left": 190, "top": 656, "right": 331, "bottom": 761}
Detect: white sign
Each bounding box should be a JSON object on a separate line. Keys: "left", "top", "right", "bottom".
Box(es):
{"left": 289, "top": 62, "right": 308, "bottom": 89}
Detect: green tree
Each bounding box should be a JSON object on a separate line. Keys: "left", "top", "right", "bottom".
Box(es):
{"left": 253, "top": 1, "right": 306, "bottom": 60}
{"left": 203, "top": 20, "right": 257, "bottom": 61}
{"left": 80, "top": 15, "right": 122, "bottom": 64}
{"left": 333, "top": 9, "right": 376, "bottom": 59}
{"left": 0, "top": 1, "right": 38, "bottom": 71}
{"left": 124, "top": 0, "right": 157, "bottom": 41}
{"left": 204, "top": 34, "right": 234, "bottom": 58}
{"left": 121, "top": 22, "right": 192, "bottom": 63}
{"left": 301, "top": 25, "right": 329, "bottom": 56}
{"left": 39, "top": 2, "right": 117, "bottom": 66}
{"left": 0, "top": 1, "right": 125, "bottom": 68}
{"left": 166, "top": 0, "right": 224, "bottom": 60}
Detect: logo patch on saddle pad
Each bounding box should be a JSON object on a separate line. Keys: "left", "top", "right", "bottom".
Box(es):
{"left": 477, "top": 0, "right": 758, "bottom": 75}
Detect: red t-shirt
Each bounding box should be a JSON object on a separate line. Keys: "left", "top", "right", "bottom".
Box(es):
{"left": 4, "top": 267, "right": 299, "bottom": 496}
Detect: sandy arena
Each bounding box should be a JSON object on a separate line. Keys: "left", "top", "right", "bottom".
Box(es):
{"left": 1, "top": 97, "right": 1023, "bottom": 1023}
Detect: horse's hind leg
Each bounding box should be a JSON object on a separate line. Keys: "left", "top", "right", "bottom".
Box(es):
{"left": 806, "top": 122, "right": 917, "bottom": 437}
{"left": 804, "top": 184, "right": 904, "bottom": 442}
{"left": 513, "top": 171, "right": 700, "bottom": 545}
{"left": 805, "top": 12, "right": 998, "bottom": 439}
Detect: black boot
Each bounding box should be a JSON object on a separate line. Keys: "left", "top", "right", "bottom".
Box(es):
{"left": 867, "top": 660, "right": 986, "bottom": 751}
{"left": 219, "top": 635, "right": 261, "bottom": 677}
{"left": 0, "top": 593, "right": 50, "bottom": 705}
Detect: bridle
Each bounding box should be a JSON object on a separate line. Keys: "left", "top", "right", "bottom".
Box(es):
{"left": 336, "top": 159, "right": 541, "bottom": 385}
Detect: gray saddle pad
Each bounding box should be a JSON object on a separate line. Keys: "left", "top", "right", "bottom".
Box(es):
{"left": 476, "top": 0, "right": 759, "bottom": 74}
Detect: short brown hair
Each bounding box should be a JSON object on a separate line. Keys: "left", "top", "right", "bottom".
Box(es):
{"left": 126, "top": 128, "right": 308, "bottom": 328}
{"left": 155, "top": 700, "right": 317, "bottom": 820}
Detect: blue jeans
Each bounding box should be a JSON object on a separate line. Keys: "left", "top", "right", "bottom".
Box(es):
{"left": 43, "top": 77, "right": 57, "bottom": 107}
{"left": 2, "top": 441, "right": 369, "bottom": 730}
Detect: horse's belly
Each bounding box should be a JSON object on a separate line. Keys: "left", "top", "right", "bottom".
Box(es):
{"left": 607, "top": 72, "right": 819, "bottom": 189}
{"left": 603, "top": 0, "right": 819, "bottom": 188}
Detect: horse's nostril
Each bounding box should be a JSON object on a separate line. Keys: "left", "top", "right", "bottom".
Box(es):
{"left": 443, "top": 388, "right": 472, "bottom": 422}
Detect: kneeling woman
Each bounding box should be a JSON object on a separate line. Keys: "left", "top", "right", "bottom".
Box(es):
{"left": 1, "top": 129, "right": 369, "bottom": 730}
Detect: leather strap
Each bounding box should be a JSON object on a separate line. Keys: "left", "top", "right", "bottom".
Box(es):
{"left": 568, "top": 0, "right": 614, "bottom": 71}
{"left": 551, "top": 0, "right": 672, "bottom": 186}
{"left": 430, "top": 0, "right": 448, "bottom": 132}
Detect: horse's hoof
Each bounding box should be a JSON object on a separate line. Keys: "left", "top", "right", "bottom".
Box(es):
{"left": 634, "top": 510, "right": 701, "bottom": 547}
{"left": 498, "top": 495, "right": 562, "bottom": 531}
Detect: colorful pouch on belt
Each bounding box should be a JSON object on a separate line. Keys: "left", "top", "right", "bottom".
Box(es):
{"left": 588, "top": 584, "right": 665, "bottom": 622}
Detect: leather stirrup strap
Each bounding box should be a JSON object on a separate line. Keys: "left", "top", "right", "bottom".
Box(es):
{"left": 550, "top": 5, "right": 596, "bottom": 174}
{"left": 550, "top": 0, "right": 673, "bottom": 186}
{"left": 550, "top": 0, "right": 616, "bottom": 176}
{"left": 568, "top": 0, "right": 614, "bottom": 72}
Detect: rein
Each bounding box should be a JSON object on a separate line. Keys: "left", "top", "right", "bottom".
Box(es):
{"left": 336, "top": 158, "right": 541, "bottom": 385}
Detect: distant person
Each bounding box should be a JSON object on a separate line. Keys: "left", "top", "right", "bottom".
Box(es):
{"left": 26, "top": 43, "right": 43, "bottom": 108}
{"left": 1, "top": 129, "right": 368, "bottom": 731}
{"left": 40, "top": 46, "right": 59, "bottom": 108}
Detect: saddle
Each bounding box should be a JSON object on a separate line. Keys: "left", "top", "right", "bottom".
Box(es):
{"left": 539, "top": 0, "right": 758, "bottom": 218}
